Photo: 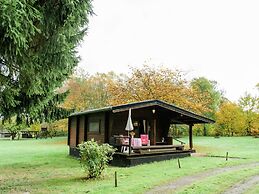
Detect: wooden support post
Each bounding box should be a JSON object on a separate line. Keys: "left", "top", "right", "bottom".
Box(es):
{"left": 104, "top": 112, "right": 110, "bottom": 143}
{"left": 189, "top": 124, "right": 193, "bottom": 150}
{"left": 115, "top": 171, "right": 118, "bottom": 187}
{"left": 153, "top": 119, "right": 157, "bottom": 145}
{"left": 67, "top": 118, "right": 71, "bottom": 146}
{"left": 84, "top": 115, "right": 88, "bottom": 142}
{"left": 226, "top": 152, "right": 228, "bottom": 161}
{"left": 178, "top": 158, "right": 181, "bottom": 168}
{"left": 76, "top": 116, "right": 80, "bottom": 146}
{"left": 129, "top": 137, "right": 132, "bottom": 155}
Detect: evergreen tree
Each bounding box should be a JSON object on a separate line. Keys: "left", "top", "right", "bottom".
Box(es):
{"left": 0, "top": 0, "right": 93, "bottom": 122}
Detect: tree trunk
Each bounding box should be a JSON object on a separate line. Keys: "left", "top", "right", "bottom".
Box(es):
{"left": 11, "top": 133, "right": 16, "bottom": 140}
{"left": 203, "top": 125, "right": 207, "bottom": 136}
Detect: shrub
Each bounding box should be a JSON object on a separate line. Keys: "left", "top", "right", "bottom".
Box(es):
{"left": 5, "top": 123, "right": 28, "bottom": 140}
{"left": 251, "top": 128, "right": 259, "bottom": 137}
{"left": 52, "top": 130, "right": 67, "bottom": 137}
{"left": 78, "top": 139, "right": 116, "bottom": 178}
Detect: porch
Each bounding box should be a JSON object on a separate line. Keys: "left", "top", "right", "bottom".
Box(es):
{"left": 110, "top": 135, "right": 193, "bottom": 166}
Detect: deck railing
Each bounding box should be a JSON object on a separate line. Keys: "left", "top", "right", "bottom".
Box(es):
{"left": 172, "top": 137, "right": 185, "bottom": 145}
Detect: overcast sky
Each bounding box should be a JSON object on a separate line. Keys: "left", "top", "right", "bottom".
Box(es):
{"left": 77, "top": 0, "right": 259, "bottom": 102}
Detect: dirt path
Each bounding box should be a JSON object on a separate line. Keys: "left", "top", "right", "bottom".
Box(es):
{"left": 146, "top": 162, "right": 259, "bottom": 194}
{"left": 221, "top": 175, "right": 259, "bottom": 194}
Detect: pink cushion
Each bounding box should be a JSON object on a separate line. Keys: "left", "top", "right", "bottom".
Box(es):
{"left": 140, "top": 134, "right": 149, "bottom": 145}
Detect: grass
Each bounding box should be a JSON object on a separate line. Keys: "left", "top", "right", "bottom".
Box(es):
{"left": 0, "top": 136, "right": 258, "bottom": 193}
{"left": 245, "top": 184, "right": 259, "bottom": 194}
{"left": 177, "top": 165, "right": 259, "bottom": 194}
{"left": 189, "top": 136, "right": 259, "bottom": 160}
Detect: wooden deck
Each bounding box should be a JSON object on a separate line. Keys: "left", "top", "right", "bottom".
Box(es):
{"left": 111, "top": 145, "right": 194, "bottom": 167}
{"left": 132, "top": 144, "right": 184, "bottom": 154}
{"left": 69, "top": 143, "right": 194, "bottom": 167}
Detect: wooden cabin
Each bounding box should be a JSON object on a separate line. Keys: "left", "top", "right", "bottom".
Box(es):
{"left": 68, "top": 100, "right": 214, "bottom": 166}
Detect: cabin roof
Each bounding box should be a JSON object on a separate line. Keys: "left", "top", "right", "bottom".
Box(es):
{"left": 70, "top": 106, "right": 112, "bottom": 116}
{"left": 69, "top": 99, "right": 215, "bottom": 124}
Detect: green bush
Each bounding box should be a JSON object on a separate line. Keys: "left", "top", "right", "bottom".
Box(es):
{"left": 78, "top": 139, "right": 116, "bottom": 178}
{"left": 47, "top": 129, "right": 67, "bottom": 137}
{"left": 4, "top": 123, "right": 28, "bottom": 140}
{"left": 52, "top": 130, "right": 67, "bottom": 137}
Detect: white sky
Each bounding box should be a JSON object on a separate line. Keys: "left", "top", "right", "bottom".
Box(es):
{"left": 77, "top": 0, "right": 259, "bottom": 102}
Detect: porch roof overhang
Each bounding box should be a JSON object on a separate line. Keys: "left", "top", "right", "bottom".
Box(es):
{"left": 69, "top": 100, "right": 215, "bottom": 124}
{"left": 112, "top": 100, "right": 215, "bottom": 124}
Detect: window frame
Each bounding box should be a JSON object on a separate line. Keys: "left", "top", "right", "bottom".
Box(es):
{"left": 88, "top": 119, "right": 101, "bottom": 133}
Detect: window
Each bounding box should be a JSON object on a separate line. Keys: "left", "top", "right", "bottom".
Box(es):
{"left": 89, "top": 120, "right": 100, "bottom": 132}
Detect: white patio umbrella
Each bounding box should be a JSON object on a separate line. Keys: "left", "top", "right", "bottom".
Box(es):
{"left": 125, "top": 108, "right": 134, "bottom": 137}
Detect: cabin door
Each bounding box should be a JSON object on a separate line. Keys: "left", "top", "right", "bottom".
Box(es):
{"left": 145, "top": 119, "right": 155, "bottom": 145}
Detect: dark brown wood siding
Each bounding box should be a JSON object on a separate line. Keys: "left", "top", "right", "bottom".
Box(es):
{"left": 78, "top": 115, "right": 85, "bottom": 144}
{"left": 87, "top": 113, "right": 105, "bottom": 143}
{"left": 110, "top": 111, "right": 128, "bottom": 136}
{"left": 104, "top": 112, "right": 110, "bottom": 143}
{"left": 69, "top": 116, "right": 77, "bottom": 147}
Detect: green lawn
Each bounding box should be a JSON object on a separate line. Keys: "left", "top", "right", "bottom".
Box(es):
{"left": 177, "top": 165, "right": 259, "bottom": 194}
{"left": 0, "top": 136, "right": 258, "bottom": 194}
{"left": 190, "top": 136, "right": 259, "bottom": 160}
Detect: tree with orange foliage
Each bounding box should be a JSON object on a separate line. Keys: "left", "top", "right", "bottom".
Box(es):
{"left": 62, "top": 72, "right": 117, "bottom": 111}
{"left": 108, "top": 64, "right": 213, "bottom": 115}
{"left": 215, "top": 102, "right": 246, "bottom": 136}
{"left": 238, "top": 93, "right": 258, "bottom": 135}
